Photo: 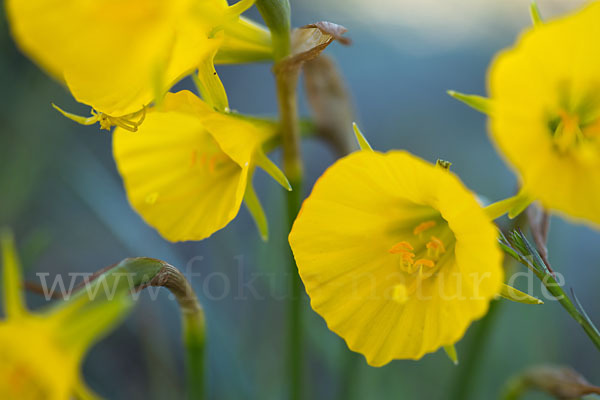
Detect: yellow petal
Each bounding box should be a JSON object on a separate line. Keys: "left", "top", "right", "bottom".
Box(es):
{"left": 289, "top": 150, "right": 503, "bottom": 365}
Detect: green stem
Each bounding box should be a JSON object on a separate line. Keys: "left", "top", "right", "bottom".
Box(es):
{"left": 288, "top": 178, "right": 304, "bottom": 400}
{"left": 256, "top": 2, "right": 304, "bottom": 399}
{"left": 148, "top": 264, "right": 206, "bottom": 400}
{"left": 502, "top": 235, "right": 600, "bottom": 352}
{"left": 538, "top": 271, "right": 600, "bottom": 351}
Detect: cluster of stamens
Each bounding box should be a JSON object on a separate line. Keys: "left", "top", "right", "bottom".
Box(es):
{"left": 388, "top": 220, "right": 447, "bottom": 304}
{"left": 552, "top": 108, "right": 600, "bottom": 159}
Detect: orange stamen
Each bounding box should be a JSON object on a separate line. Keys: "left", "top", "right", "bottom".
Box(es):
{"left": 426, "top": 236, "right": 446, "bottom": 253}
{"left": 413, "top": 220, "right": 436, "bottom": 236}
{"left": 414, "top": 258, "right": 435, "bottom": 268}
{"left": 389, "top": 241, "right": 414, "bottom": 254}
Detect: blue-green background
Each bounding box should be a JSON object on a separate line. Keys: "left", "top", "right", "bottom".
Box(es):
{"left": 0, "top": 1, "right": 598, "bottom": 399}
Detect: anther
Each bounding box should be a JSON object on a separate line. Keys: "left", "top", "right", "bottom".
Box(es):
{"left": 426, "top": 236, "right": 446, "bottom": 258}
{"left": 414, "top": 259, "right": 435, "bottom": 268}
{"left": 413, "top": 220, "right": 436, "bottom": 236}
{"left": 389, "top": 241, "right": 414, "bottom": 254}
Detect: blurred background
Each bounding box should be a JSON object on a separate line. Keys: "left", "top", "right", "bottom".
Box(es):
{"left": 0, "top": 0, "right": 598, "bottom": 399}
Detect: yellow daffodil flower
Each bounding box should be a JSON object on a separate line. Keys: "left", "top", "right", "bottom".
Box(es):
{"left": 453, "top": 3, "right": 600, "bottom": 227}
{"left": 113, "top": 90, "right": 289, "bottom": 242}
{"left": 0, "top": 230, "right": 132, "bottom": 400}
{"left": 6, "top": 0, "right": 269, "bottom": 127}
{"left": 289, "top": 150, "right": 503, "bottom": 366}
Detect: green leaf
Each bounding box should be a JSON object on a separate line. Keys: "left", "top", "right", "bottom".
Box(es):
{"left": 447, "top": 90, "right": 492, "bottom": 115}
{"left": 499, "top": 284, "right": 543, "bottom": 305}
{"left": 530, "top": 1, "right": 543, "bottom": 27}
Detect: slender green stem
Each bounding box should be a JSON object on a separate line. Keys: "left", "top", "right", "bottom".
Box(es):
{"left": 256, "top": 2, "right": 304, "bottom": 399}
{"left": 538, "top": 271, "right": 600, "bottom": 351}
{"left": 287, "top": 178, "right": 304, "bottom": 400}
{"left": 502, "top": 232, "right": 600, "bottom": 352}
{"left": 149, "top": 264, "right": 206, "bottom": 400}
{"left": 183, "top": 312, "right": 206, "bottom": 400}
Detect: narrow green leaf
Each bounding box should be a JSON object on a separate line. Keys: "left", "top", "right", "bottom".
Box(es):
{"left": 447, "top": 90, "right": 492, "bottom": 115}
{"left": 499, "top": 284, "right": 543, "bottom": 305}
{"left": 444, "top": 345, "right": 459, "bottom": 365}
{"left": 530, "top": 1, "right": 543, "bottom": 27}
{"left": 353, "top": 122, "right": 373, "bottom": 151}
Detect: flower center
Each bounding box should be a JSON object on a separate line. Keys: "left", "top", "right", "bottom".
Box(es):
{"left": 548, "top": 87, "right": 600, "bottom": 162}
{"left": 388, "top": 218, "right": 452, "bottom": 304}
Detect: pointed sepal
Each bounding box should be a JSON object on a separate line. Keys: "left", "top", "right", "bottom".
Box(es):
{"left": 530, "top": 1, "right": 543, "bottom": 27}
{"left": 444, "top": 345, "right": 459, "bottom": 365}
{"left": 499, "top": 283, "right": 544, "bottom": 305}
{"left": 484, "top": 188, "right": 533, "bottom": 220}
{"left": 255, "top": 150, "right": 292, "bottom": 191}
{"left": 353, "top": 122, "right": 373, "bottom": 151}
{"left": 226, "top": 0, "right": 256, "bottom": 16}
{"left": 447, "top": 90, "right": 492, "bottom": 115}
{"left": 244, "top": 179, "right": 269, "bottom": 241}
{"left": 195, "top": 35, "right": 230, "bottom": 113}
{"left": 0, "top": 228, "right": 26, "bottom": 318}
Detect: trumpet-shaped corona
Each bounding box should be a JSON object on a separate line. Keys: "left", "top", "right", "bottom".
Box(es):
{"left": 289, "top": 150, "right": 503, "bottom": 365}
{"left": 488, "top": 2, "right": 600, "bottom": 226}
{"left": 113, "top": 90, "right": 285, "bottom": 242}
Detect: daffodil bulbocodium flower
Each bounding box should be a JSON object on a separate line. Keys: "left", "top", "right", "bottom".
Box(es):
{"left": 454, "top": 3, "right": 600, "bottom": 227}
{"left": 289, "top": 150, "right": 503, "bottom": 366}
{"left": 6, "top": 0, "right": 270, "bottom": 129}
{"left": 0, "top": 231, "right": 131, "bottom": 400}
{"left": 113, "top": 90, "right": 289, "bottom": 242}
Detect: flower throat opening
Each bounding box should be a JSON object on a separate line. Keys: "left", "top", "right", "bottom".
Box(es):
{"left": 388, "top": 215, "right": 454, "bottom": 304}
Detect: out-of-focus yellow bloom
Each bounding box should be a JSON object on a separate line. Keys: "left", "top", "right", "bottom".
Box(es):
{"left": 289, "top": 150, "right": 503, "bottom": 366}
{"left": 113, "top": 90, "right": 288, "bottom": 242}
{"left": 0, "top": 230, "right": 131, "bottom": 400}
{"left": 6, "top": 0, "right": 269, "bottom": 124}
{"left": 488, "top": 2, "right": 600, "bottom": 227}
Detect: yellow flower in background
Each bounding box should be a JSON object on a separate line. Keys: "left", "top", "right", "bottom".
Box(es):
{"left": 488, "top": 2, "right": 600, "bottom": 227}
{"left": 6, "top": 0, "right": 269, "bottom": 125}
{"left": 289, "top": 150, "right": 503, "bottom": 366}
{"left": 0, "top": 231, "right": 131, "bottom": 400}
{"left": 113, "top": 90, "right": 289, "bottom": 242}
